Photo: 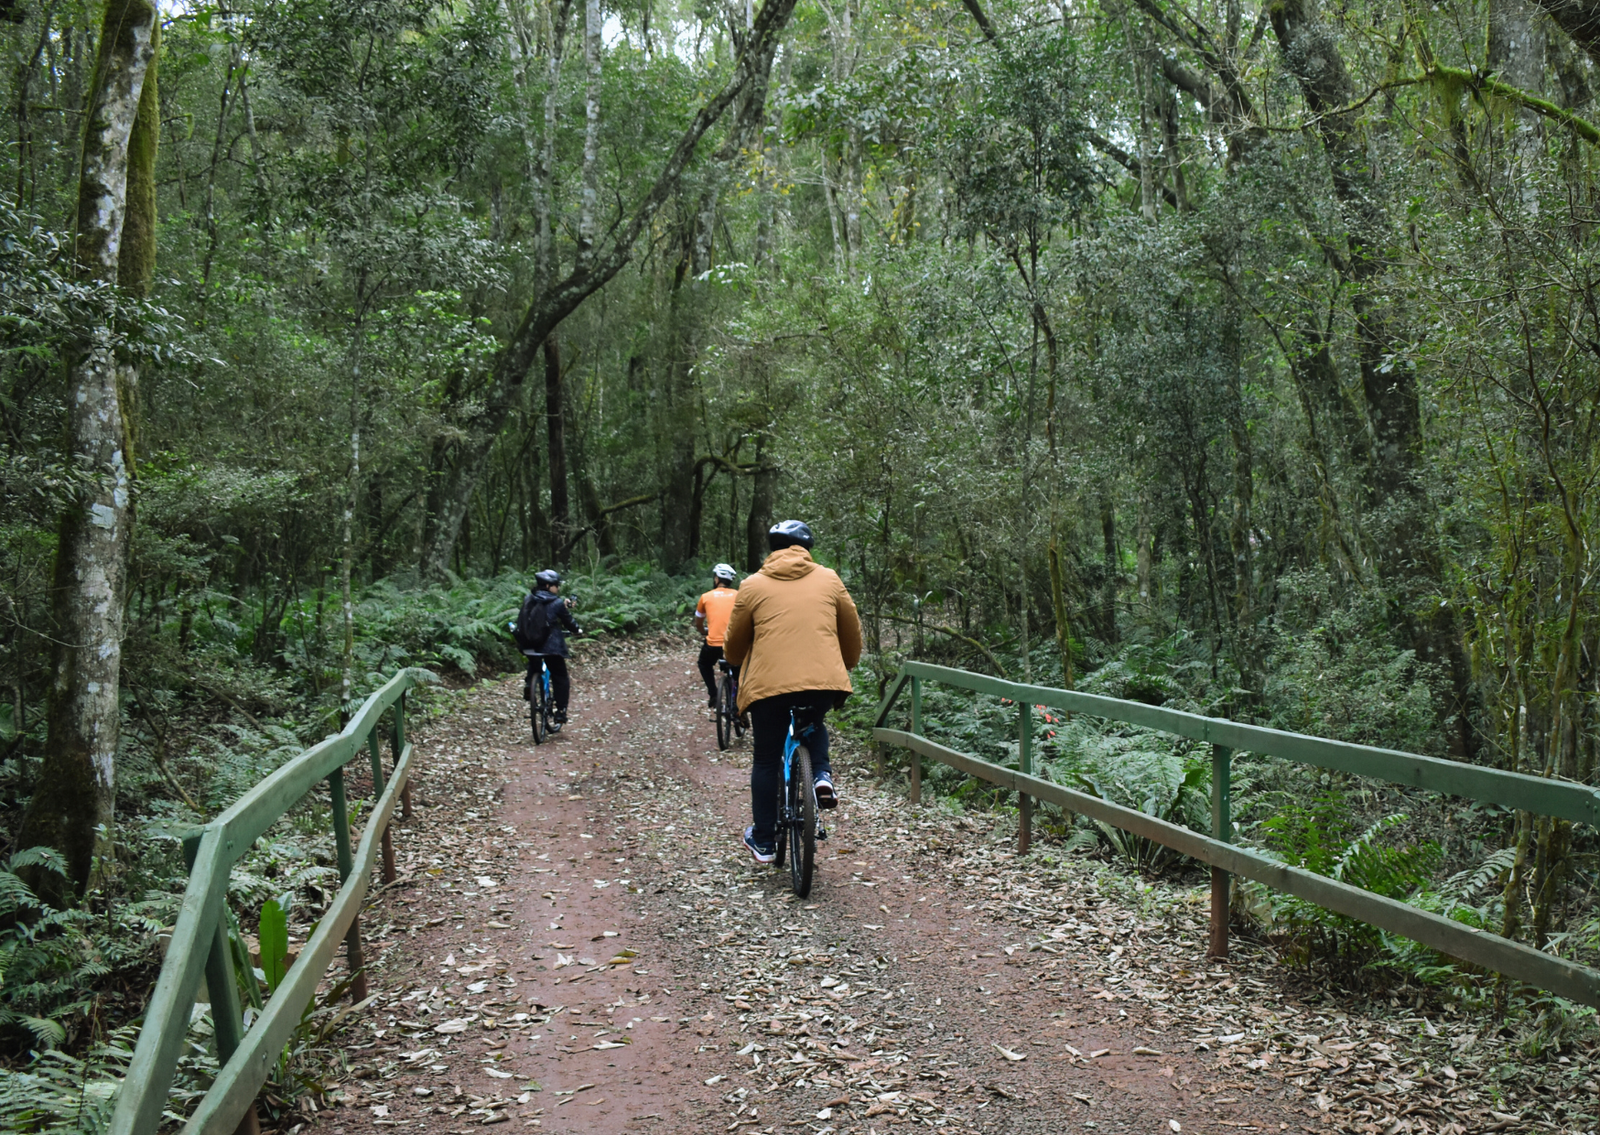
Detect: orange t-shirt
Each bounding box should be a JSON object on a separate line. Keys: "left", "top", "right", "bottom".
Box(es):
{"left": 697, "top": 587, "right": 739, "bottom": 647}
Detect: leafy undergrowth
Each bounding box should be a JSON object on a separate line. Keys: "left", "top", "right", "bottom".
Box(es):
{"left": 0, "top": 562, "right": 706, "bottom": 1130}
{"left": 850, "top": 625, "right": 1600, "bottom": 1033}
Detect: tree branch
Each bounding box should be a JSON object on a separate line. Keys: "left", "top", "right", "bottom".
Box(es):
{"left": 876, "top": 613, "right": 1011, "bottom": 679}
{"left": 1088, "top": 132, "right": 1180, "bottom": 208}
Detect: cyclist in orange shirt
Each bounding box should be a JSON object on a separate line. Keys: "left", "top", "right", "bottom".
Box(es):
{"left": 694, "top": 563, "right": 740, "bottom": 708}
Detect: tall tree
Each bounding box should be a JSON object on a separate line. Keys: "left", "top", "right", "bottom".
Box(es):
{"left": 418, "top": 0, "right": 800, "bottom": 576}
{"left": 21, "top": 0, "right": 159, "bottom": 898}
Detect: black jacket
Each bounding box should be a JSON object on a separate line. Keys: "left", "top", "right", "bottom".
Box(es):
{"left": 527, "top": 590, "right": 580, "bottom": 657}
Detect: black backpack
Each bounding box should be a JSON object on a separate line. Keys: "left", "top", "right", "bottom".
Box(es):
{"left": 514, "top": 593, "right": 550, "bottom": 651}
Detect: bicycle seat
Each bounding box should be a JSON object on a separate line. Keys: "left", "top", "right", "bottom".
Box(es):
{"left": 521, "top": 649, "right": 550, "bottom": 658}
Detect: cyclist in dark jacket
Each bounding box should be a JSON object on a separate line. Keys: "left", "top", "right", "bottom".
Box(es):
{"left": 523, "top": 569, "right": 582, "bottom": 722}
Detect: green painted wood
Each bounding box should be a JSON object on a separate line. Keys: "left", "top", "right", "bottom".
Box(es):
{"left": 1018, "top": 698, "right": 1033, "bottom": 852}
{"left": 113, "top": 669, "right": 433, "bottom": 1135}
{"left": 329, "top": 768, "right": 354, "bottom": 882}
{"left": 183, "top": 741, "right": 415, "bottom": 1135}
{"left": 368, "top": 727, "right": 386, "bottom": 797}
{"left": 899, "top": 661, "right": 1600, "bottom": 827}
{"left": 909, "top": 675, "right": 923, "bottom": 805}
{"left": 1019, "top": 700, "right": 1032, "bottom": 778}
{"left": 109, "top": 828, "right": 232, "bottom": 1135}
{"left": 1212, "top": 744, "right": 1231, "bottom": 843}
{"left": 214, "top": 669, "right": 432, "bottom": 856}
{"left": 1210, "top": 744, "right": 1233, "bottom": 958}
{"left": 204, "top": 918, "right": 245, "bottom": 1063}
{"left": 873, "top": 672, "right": 910, "bottom": 729}
{"left": 875, "top": 727, "right": 1600, "bottom": 1008}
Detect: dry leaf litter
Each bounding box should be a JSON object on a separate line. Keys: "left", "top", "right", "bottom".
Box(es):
{"left": 279, "top": 640, "right": 1598, "bottom": 1135}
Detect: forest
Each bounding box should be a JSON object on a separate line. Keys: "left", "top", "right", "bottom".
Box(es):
{"left": 5, "top": 0, "right": 1600, "bottom": 1120}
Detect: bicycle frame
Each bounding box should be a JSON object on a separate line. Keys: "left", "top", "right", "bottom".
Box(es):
{"left": 781, "top": 710, "right": 815, "bottom": 811}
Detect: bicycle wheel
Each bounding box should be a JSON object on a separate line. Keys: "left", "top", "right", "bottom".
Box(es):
{"left": 789, "top": 745, "right": 816, "bottom": 897}
{"left": 543, "top": 674, "right": 560, "bottom": 735}
{"left": 530, "top": 667, "right": 546, "bottom": 745}
{"left": 715, "top": 675, "right": 732, "bottom": 751}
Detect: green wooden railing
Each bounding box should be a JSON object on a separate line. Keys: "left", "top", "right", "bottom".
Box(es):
{"left": 110, "top": 668, "right": 435, "bottom": 1135}
{"left": 875, "top": 660, "right": 1600, "bottom": 1008}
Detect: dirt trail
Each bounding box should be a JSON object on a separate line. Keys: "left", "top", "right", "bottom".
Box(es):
{"left": 312, "top": 642, "right": 1334, "bottom": 1135}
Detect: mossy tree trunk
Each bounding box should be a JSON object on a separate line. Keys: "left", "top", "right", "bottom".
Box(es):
{"left": 22, "top": 0, "right": 159, "bottom": 902}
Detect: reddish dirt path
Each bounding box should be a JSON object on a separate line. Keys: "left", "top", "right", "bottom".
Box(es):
{"left": 313, "top": 642, "right": 1322, "bottom": 1135}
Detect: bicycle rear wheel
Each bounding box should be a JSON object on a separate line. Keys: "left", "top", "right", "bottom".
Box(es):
{"left": 789, "top": 745, "right": 816, "bottom": 897}
{"left": 716, "top": 675, "right": 733, "bottom": 751}
{"left": 530, "top": 668, "right": 546, "bottom": 745}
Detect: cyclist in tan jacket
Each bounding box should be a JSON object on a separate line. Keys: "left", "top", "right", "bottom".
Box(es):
{"left": 722, "top": 520, "right": 862, "bottom": 862}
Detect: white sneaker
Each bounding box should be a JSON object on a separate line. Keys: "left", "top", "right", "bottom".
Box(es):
{"left": 814, "top": 775, "right": 837, "bottom": 809}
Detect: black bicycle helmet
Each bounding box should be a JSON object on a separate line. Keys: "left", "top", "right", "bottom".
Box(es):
{"left": 767, "top": 520, "right": 814, "bottom": 552}
{"left": 534, "top": 569, "right": 562, "bottom": 589}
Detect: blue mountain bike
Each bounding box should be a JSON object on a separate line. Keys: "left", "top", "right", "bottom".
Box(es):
{"left": 771, "top": 709, "right": 819, "bottom": 897}
{"left": 524, "top": 651, "right": 558, "bottom": 744}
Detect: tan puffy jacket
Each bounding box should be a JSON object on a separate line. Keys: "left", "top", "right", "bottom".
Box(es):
{"left": 722, "top": 546, "right": 863, "bottom": 712}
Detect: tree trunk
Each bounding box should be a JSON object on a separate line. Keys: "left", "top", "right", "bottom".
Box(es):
{"left": 417, "top": 0, "right": 798, "bottom": 576}
{"left": 23, "top": 0, "right": 158, "bottom": 900}
{"left": 544, "top": 333, "right": 569, "bottom": 560}
{"left": 578, "top": 0, "right": 601, "bottom": 268}
{"left": 1099, "top": 497, "right": 1119, "bottom": 643}
{"left": 1270, "top": 0, "right": 1420, "bottom": 513}
{"left": 661, "top": 186, "right": 719, "bottom": 570}
{"left": 1048, "top": 535, "right": 1074, "bottom": 688}
{"left": 745, "top": 440, "right": 776, "bottom": 572}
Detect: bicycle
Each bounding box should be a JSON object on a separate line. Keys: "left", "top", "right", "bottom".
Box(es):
{"left": 770, "top": 709, "right": 820, "bottom": 897}
{"left": 714, "top": 660, "right": 746, "bottom": 751}
{"left": 523, "top": 651, "right": 560, "bottom": 744}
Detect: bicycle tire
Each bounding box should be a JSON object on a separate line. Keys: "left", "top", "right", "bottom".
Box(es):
{"left": 530, "top": 668, "right": 546, "bottom": 745}
{"left": 543, "top": 674, "right": 560, "bottom": 736}
{"left": 790, "top": 745, "right": 816, "bottom": 897}
{"left": 716, "top": 675, "right": 732, "bottom": 751}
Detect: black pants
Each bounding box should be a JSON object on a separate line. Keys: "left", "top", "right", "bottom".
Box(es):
{"left": 697, "top": 644, "right": 739, "bottom": 700}
{"left": 526, "top": 654, "right": 570, "bottom": 712}
{"left": 748, "top": 692, "right": 835, "bottom": 845}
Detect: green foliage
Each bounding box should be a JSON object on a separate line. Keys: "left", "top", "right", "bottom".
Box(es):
{"left": 1043, "top": 715, "right": 1214, "bottom": 872}
{"left": 1252, "top": 793, "right": 1444, "bottom": 966}
{"left": 0, "top": 1028, "right": 136, "bottom": 1135}
{"left": 1261, "top": 572, "right": 1448, "bottom": 756}
{"left": 0, "top": 849, "right": 165, "bottom": 1053}
{"left": 258, "top": 896, "right": 291, "bottom": 994}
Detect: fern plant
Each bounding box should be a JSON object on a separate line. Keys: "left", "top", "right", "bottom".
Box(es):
{"left": 1252, "top": 792, "right": 1443, "bottom": 967}
{"left": 0, "top": 1028, "right": 136, "bottom": 1135}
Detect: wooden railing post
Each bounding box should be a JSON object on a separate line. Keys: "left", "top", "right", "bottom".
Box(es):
{"left": 909, "top": 675, "right": 922, "bottom": 806}
{"left": 395, "top": 691, "right": 413, "bottom": 819}
{"left": 1209, "top": 744, "right": 1232, "bottom": 959}
{"left": 328, "top": 768, "right": 367, "bottom": 1001}
{"left": 183, "top": 833, "right": 259, "bottom": 1134}
{"left": 1018, "top": 700, "right": 1032, "bottom": 854}
{"left": 369, "top": 727, "right": 396, "bottom": 884}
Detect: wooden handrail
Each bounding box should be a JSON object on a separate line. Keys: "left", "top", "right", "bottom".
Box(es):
{"left": 875, "top": 661, "right": 1600, "bottom": 1007}
{"left": 110, "top": 668, "right": 436, "bottom": 1135}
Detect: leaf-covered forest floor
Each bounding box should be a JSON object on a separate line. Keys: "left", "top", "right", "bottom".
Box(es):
{"left": 298, "top": 640, "right": 1598, "bottom": 1135}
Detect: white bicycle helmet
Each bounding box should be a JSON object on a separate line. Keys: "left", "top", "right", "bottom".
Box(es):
{"left": 712, "top": 563, "right": 737, "bottom": 583}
